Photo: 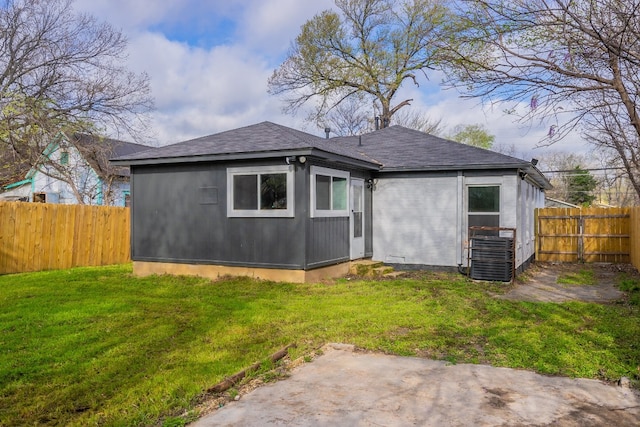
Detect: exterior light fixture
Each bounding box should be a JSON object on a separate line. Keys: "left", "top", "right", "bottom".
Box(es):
{"left": 285, "top": 155, "right": 306, "bottom": 165}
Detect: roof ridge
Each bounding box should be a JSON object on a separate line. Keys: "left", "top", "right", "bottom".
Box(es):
{"left": 264, "top": 121, "right": 324, "bottom": 143}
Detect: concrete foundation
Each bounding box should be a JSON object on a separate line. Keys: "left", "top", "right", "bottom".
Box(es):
{"left": 133, "top": 261, "right": 351, "bottom": 283}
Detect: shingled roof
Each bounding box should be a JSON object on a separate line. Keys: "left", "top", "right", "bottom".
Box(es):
{"left": 112, "top": 121, "right": 380, "bottom": 168}
{"left": 71, "top": 133, "right": 152, "bottom": 178}
{"left": 112, "top": 121, "right": 550, "bottom": 188}
{"left": 331, "top": 126, "right": 530, "bottom": 171}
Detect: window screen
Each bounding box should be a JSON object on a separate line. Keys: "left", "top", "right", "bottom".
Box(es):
{"left": 315, "top": 175, "right": 347, "bottom": 211}
{"left": 332, "top": 177, "right": 347, "bottom": 210}
{"left": 316, "top": 175, "right": 331, "bottom": 210}
{"left": 233, "top": 174, "right": 258, "bottom": 210}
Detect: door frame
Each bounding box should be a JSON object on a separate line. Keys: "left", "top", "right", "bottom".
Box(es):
{"left": 350, "top": 178, "right": 365, "bottom": 260}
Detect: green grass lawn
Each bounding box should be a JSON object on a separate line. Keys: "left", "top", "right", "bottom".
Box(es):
{"left": 1, "top": 265, "right": 638, "bottom": 426}
{"left": 557, "top": 268, "right": 597, "bottom": 286}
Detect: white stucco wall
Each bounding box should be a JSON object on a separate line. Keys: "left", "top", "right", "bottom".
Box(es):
{"left": 372, "top": 172, "right": 545, "bottom": 270}
{"left": 517, "top": 177, "right": 546, "bottom": 266}
{"left": 372, "top": 175, "right": 461, "bottom": 266}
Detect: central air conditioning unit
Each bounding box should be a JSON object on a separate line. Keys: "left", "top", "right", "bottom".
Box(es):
{"left": 469, "top": 234, "right": 515, "bottom": 282}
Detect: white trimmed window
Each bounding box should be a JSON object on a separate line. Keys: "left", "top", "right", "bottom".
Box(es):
{"left": 467, "top": 185, "right": 500, "bottom": 235}
{"left": 227, "top": 166, "right": 294, "bottom": 217}
{"left": 310, "top": 166, "right": 349, "bottom": 217}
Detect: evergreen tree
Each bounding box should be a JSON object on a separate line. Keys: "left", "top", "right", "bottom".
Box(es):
{"left": 567, "top": 166, "right": 598, "bottom": 206}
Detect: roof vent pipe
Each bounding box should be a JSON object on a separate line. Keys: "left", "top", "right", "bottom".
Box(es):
{"left": 359, "top": 135, "right": 362, "bottom": 146}
{"left": 324, "top": 127, "right": 331, "bottom": 139}
{"left": 375, "top": 116, "right": 380, "bottom": 130}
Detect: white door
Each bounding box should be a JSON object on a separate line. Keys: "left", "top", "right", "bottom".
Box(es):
{"left": 350, "top": 178, "right": 365, "bottom": 259}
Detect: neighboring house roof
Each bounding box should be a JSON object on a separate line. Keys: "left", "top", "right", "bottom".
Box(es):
{"left": 112, "top": 121, "right": 551, "bottom": 189}
{"left": 0, "top": 149, "right": 31, "bottom": 188}
{"left": 545, "top": 197, "right": 580, "bottom": 208}
{"left": 70, "top": 133, "right": 152, "bottom": 178}
{"left": 2, "top": 133, "right": 151, "bottom": 192}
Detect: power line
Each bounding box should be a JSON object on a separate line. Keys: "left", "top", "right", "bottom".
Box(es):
{"left": 541, "top": 167, "right": 626, "bottom": 173}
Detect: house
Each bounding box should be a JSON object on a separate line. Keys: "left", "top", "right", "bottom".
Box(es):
{"left": 1, "top": 133, "right": 151, "bottom": 206}
{"left": 111, "top": 121, "right": 551, "bottom": 282}
{"left": 545, "top": 197, "right": 580, "bottom": 208}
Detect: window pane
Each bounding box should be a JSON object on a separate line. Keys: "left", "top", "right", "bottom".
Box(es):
{"left": 469, "top": 186, "right": 500, "bottom": 212}
{"left": 353, "top": 212, "right": 363, "bottom": 238}
{"left": 234, "top": 174, "right": 257, "bottom": 210}
{"left": 316, "top": 175, "right": 330, "bottom": 210}
{"left": 332, "top": 177, "right": 347, "bottom": 210}
{"left": 260, "top": 173, "right": 287, "bottom": 210}
{"left": 469, "top": 214, "right": 500, "bottom": 236}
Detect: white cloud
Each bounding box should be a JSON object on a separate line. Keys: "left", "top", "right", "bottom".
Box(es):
{"left": 71, "top": 0, "right": 590, "bottom": 156}
{"left": 74, "top": 0, "right": 180, "bottom": 31}
{"left": 239, "top": 0, "right": 334, "bottom": 58}
{"left": 126, "top": 32, "right": 287, "bottom": 143}
{"left": 392, "top": 78, "right": 589, "bottom": 157}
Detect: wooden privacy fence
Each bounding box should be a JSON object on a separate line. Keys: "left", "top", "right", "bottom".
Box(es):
{"left": 535, "top": 207, "right": 631, "bottom": 263}
{"left": 0, "top": 202, "right": 130, "bottom": 274}
{"left": 631, "top": 208, "right": 640, "bottom": 271}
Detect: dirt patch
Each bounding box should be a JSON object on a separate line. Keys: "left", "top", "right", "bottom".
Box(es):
{"left": 500, "top": 263, "right": 634, "bottom": 303}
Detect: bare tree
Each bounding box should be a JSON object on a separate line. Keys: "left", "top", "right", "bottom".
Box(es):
{"left": 269, "top": 0, "right": 457, "bottom": 128}
{"left": 447, "top": 0, "right": 640, "bottom": 197}
{"left": 0, "top": 0, "right": 152, "bottom": 200}
{"left": 393, "top": 109, "right": 445, "bottom": 135}
{"left": 322, "top": 96, "right": 445, "bottom": 136}
{"left": 320, "top": 95, "right": 373, "bottom": 136}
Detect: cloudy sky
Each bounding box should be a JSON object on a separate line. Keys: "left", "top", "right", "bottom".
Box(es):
{"left": 73, "top": 0, "right": 589, "bottom": 158}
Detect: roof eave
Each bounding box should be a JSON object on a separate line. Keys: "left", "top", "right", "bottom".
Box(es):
{"left": 378, "top": 162, "right": 529, "bottom": 173}
{"left": 3, "top": 178, "right": 32, "bottom": 190}
{"left": 111, "top": 148, "right": 380, "bottom": 170}
{"left": 376, "top": 162, "right": 552, "bottom": 190}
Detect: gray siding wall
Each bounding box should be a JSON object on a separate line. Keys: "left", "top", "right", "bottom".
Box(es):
{"left": 306, "top": 217, "right": 349, "bottom": 268}
{"left": 303, "top": 161, "right": 372, "bottom": 267}
{"left": 131, "top": 162, "right": 306, "bottom": 269}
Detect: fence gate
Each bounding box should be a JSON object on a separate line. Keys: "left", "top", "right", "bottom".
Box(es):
{"left": 535, "top": 207, "right": 630, "bottom": 263}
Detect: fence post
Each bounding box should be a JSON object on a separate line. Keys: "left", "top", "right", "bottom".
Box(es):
{"left": 578, "top": 214, "right": 584, "bottom": 263}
